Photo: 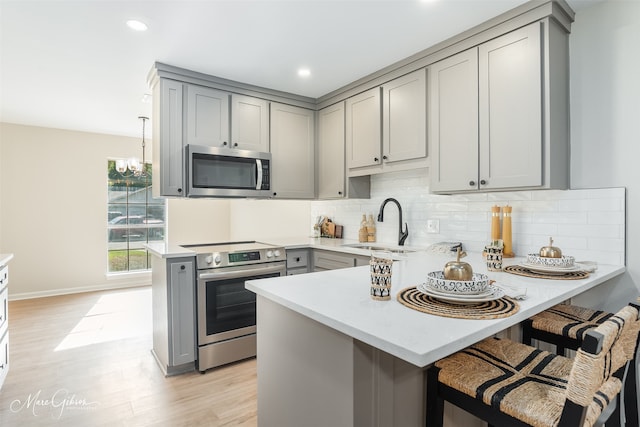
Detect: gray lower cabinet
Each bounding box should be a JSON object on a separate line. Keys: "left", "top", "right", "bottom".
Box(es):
{"left": 286, "top": 249, "right": 310, "bottom": 275}
{"left": 151, "top": 256, "right": 196, "bottom": 376}
{"left": 313, "top": 250, "right": 369, "bottom": 272}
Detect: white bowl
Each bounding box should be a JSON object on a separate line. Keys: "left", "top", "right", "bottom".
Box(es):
{"left": 526, "top": 253, "right": 575, "bottom": 268}
{"left": 426, "top": 271, "right": 490, "bottom": 295}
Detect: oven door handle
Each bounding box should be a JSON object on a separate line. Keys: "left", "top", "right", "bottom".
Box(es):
{"left": 198, "top": 264, "right": 284, "bottom": 281}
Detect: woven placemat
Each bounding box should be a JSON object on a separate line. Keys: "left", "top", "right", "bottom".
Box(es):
{"left": 397, "top": 286, "right": 520, "bottom": 319}
{"left": 504, "top": 265, "right": 590, "bottom": 280}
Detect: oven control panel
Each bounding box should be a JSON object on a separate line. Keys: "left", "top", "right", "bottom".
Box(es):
{"left": 195, "top": 245, "right": 285, "bottom": 269}
{"left": 229, "top": 251, "right": 261, "bottom": 263}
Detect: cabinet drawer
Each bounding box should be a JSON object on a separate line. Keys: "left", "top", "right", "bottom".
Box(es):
{"left": 0, "top": 285, "right": 7, "bottom": 334}
{"left": 0, "top": 330, "right": 8, "bottom": 390}
{"left": 0, "top": 265, "right": 7, "bottom": 289}
{"left": 286, "top": 250, "right": 309, "bottom": 269}
{"left": 313, "top": 250, "right": 356, "bottom": 271}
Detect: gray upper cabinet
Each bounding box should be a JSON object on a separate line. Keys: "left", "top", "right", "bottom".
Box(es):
{"left": 429, "top": 20, "right": 569, "bottom": 193}
{"left": 150, "top": 78, "right": 273, "bottom": 197}
{"left": 346, "top": 69, "right": 427, "bottom": 177}
{"left": 346, "top": 87, "right": 381, "bottom": 170}
{"left": 152, "top": 79, "right": 184, "bottom": 197}
{"left": 270, "top": 103, "right": 315, "bottom": 199}
{"left": 428, "top": 48, "right": 479, "bottom": 192}
{"left": 317, "top": 102, "right": 346, "bottom": 199}
{"left": 185, "top": 85, "right": 230, "bottom": 147}
{"left": 382, "top": 69, "right": 427, "bottom": 164}
{"left": 231, "top": 94, "right": 269, "bottom": 152}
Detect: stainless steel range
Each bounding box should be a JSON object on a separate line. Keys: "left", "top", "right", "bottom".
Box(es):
{"left": 182, "top": 241, "right": 286, "bottom": 372}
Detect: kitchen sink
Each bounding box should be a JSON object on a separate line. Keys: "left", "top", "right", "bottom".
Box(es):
{"left": 341, "top": 243, "right": 417, "bottom": 254}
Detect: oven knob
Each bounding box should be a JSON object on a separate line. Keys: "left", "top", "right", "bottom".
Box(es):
{"left": 266, "top": 250, "right": 273, "bottom": 259}
{"left": 274, "top": 250, "right": 282, "bottom": 258}
{"left": 205, "top": 255, "right": 213, "bottom": 265}
{"left": 213, "top": 254, "right": 222, "bottom": 265}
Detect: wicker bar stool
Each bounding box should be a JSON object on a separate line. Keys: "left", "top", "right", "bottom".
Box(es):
{"left": 426, "top": 304, "right": 640, "bottom": 427}
{"left": 522, "top": 303, "right": 640, "bottom": 426}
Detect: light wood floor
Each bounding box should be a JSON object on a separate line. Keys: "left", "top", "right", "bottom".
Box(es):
{"left": 0, "top": 286, "right": 257, "bottom": 426}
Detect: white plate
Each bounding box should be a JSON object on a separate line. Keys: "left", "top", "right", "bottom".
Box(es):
{"left": 521, "top": 262, "right": 584, "bottom": 274}
{"left": 424, "top": 283, "right": 495, "bottom": 298}
{"left": 417, "top": 283, "right": 505, "bottom": 304}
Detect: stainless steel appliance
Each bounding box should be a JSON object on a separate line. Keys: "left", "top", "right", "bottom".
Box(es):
{"left": 185, "top": 144, "right": 271, "bottom": 198}
{"left": 184, "top": 241, "right": 285, "bottom": 372}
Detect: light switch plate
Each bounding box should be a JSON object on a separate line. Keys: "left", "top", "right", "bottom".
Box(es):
{"left": 427, "top": 219, "right": 440, "bottom": 234}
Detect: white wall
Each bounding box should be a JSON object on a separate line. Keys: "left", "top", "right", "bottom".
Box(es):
{"left": 0, "top": 123, "right": 146, "bottom": 297}
{"left": 229, "top": 199, "right": 311, "bottom": 241}
{"left": 0, "top": 122, "right": 309, "bottom": 298}
{"left": 166, "top": 198, "right": 231, "bottom": 245}
{"left": 569, "top": 0, "right": 640, "bottom": 310}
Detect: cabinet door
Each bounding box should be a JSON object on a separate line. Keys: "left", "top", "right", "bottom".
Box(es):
{"left": 153, "top": 79, "right": 184, "bottom": 197}
{"left": 169, "top": 260, "right": 195, "bottom": 366}
{"left": 429, "top": 49, "right": 479, "bottom": 193}
{"left": 318, "top": 102, "right": 346, "bottom": 199}
{"left": 346, "top": 87, "right": 382, "bottom": 169}
{"left": 383, "top": 69, "right": 427, "bottom": 163}
{"left": 270, "top": 103, "right": 315, "bottom": 199}
{"left": 479, "top": 22, "right": 542, "bottom": 189}
{"left": 231, "top": 94, "right": 269, "bottom": 152}
{"left": 185, "top": 85, "right": 230, "bottom": 147}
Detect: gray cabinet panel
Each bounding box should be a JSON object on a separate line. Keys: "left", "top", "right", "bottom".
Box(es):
{"left": 153, "top": 79, "right": 184, "bottom": 197}
{"left": 186, "top": 86, "right": 230, "bottom": 147}
{"left": 270, "top": 103, "right": 315, "bottom": 199}
{"left": 231, "top": 94, "right": 269, "bottom": 152}
{"left": 169, "top": 260, "right": 196, "bottom": 366}
{"left": 479, "top": 22, "right": 542, "bottom": 189}
{"left": 429, "top": 49, "right": 479, "bottom": 192}
{"left": 151, "top": 256, "right": 196, "bottom": 375}
{"left": 346, "top": 87, "right": 382, "bottom": 170}
{"left": 383, "top": 69, "right": 427, "bottom": 163}
{"left": 318, "top": 102, "right": 346, "bottom": 199}
{"left": 313, "top": 250, "right": 356, "bottom": 272}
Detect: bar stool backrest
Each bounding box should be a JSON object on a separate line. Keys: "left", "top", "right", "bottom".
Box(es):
{"left": 560, "top": 304, "right": 640, "bottom": 426}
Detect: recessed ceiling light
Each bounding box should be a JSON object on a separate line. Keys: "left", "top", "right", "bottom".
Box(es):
{"left": 126, "top": 20, "right": 148, "bottom": 31}
{"left": 298, "top": 68, "right": 311, "bottom": 78}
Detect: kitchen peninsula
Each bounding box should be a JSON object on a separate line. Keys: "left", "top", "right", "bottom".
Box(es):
{"left": 245, "top": 252, "right": 625, "bottom": 427}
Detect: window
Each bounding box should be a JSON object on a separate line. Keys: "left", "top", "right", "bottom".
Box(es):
{"left": 107, "top": 161, "right": 165, "bottom": 273}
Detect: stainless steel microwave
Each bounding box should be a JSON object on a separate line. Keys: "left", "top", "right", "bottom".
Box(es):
{"left": 185, "top": 144, "right": 271, "bottom": 198}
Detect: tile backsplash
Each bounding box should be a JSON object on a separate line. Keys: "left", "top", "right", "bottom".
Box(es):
{"left": 310, "top": 168, "right": 626, "bottom": 265}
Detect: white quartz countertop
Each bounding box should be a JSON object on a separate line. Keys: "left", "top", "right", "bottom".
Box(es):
{"left": 145, "top": 237, "right": 422, "bottom": 259}
{"left": 246, "top": 252, "right": 625, "bottom": 367}
{"left": 0, "top": 253, "right": 14, "bottom": 267}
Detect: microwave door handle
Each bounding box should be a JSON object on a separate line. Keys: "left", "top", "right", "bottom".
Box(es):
{"left": 255, "top": 159, "right": 263, "bottom": 190}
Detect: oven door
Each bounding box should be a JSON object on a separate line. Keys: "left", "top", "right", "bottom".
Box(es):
{"left": 196, "top": 261, "right": 285, "bottom": 346}
{"left": 186, "top": 144, "right": 271, "bottom": 198}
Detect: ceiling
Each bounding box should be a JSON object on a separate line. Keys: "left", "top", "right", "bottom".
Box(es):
{"left": 0, "top": 0, "right": 600, "bottom": 138}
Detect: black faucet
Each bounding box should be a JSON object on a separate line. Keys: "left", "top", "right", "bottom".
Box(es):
{"left": 377, "top": 198, "right": 409, "bottom": 246}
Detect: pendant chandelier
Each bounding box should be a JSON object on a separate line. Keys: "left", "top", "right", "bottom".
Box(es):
{"left": 116, "top": 116, "right": 148, "bottom": 177}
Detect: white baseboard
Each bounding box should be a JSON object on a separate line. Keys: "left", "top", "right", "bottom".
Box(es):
{"left": 8, "top": 280, "right": 151, "bottom": 301}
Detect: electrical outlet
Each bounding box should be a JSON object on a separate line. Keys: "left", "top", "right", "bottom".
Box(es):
{"left": 427, "top": 219, "right": 440, "bottom": 234}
